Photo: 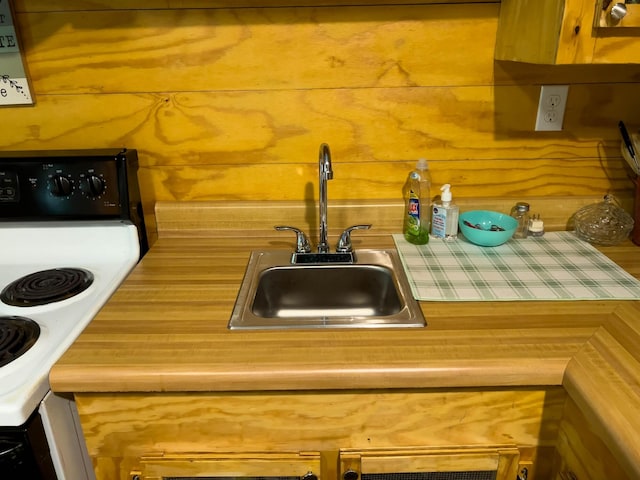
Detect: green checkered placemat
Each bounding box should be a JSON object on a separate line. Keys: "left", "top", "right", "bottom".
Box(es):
{"left": 393, "top": 231, "right": 640, "bottom": 301}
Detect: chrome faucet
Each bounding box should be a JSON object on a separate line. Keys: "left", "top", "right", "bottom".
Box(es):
{"left": 318, "top": 143, "right": 333, "bottom": 253}
{"left": 275, "top": 143, "right": 371, "bottom": 263}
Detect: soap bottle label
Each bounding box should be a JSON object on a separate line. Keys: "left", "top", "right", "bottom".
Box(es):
{"left": 407, "top": 193, "right": 420, "bottom": 234}
{"left": 431, "top": 206, "right": 446, "bottom": 238}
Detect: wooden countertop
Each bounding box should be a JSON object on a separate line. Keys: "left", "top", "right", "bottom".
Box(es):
{"left": 49, "top": 199, "right": 640, "bottom": 392}
{"left": 50, "top": 234, "right": 620, "bottom": 392}
{"left": 49, "top": 200, "right": 640, "bottom": 478}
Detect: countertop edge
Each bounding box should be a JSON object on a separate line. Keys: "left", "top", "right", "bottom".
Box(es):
{"left": 49, "top": 359, "right": 571, "bottom": 393}
{"left": 562, "top": 303, "right": 640, "bottom": 480}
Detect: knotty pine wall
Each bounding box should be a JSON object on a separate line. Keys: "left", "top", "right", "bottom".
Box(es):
{"left": 3, "top": 0, "right": 640, "bottom": 241}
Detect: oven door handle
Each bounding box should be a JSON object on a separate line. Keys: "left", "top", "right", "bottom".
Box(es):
{"left": 0, "top": 438, "right": 24, "bottom": 460}
{"left": 0, "top": 438, "right": 25, "bottom": 461}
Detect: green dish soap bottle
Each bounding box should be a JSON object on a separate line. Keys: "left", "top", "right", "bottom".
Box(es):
{"left": 403, "top": 158, "right": 431, "bottom": 245}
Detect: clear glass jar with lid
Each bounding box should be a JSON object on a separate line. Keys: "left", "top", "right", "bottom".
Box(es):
{"left": 510, "top": 202, "right": 530, "bottom": 239}
{"left": 573, "top": 195, "right": 634, "bottom": 245}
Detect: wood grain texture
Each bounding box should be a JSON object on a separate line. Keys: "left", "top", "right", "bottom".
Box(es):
{"left": 49, "top": 229, "right": 631, "bottom": 394}
{"left": 593, "top": 35, "right": 640, "bottom": 64}
{"left": 46, "top": 202, "right": 640, "bottom": 479}
{"left": 598, "top": 2, "right": 640, "bottom": 28}
{"left": 356, "top": 448, "right": 504, "bottom": 473}
{"left": 497, "top": 0, "right": 598, "bottom": 64}
{"left": 152, "top": 197, "right": 634, "bottom": 237}
{"left": 4, "top": 86, "right": 638, "bottom": 197}
{"left": 12, "top": 0, "right": 490, "bottom": 12}
{"left": 340, "top": 447, "right": 522, "bottom": 478}
{"left": 75, "top": 390, "right": 564, "bottom": 454}
{"left": 495, "top": 0, "right": 566, "bottom": 64}
{"left": 18, "top": 5, "right": 501, "bottom": 93}
{"left": 139, "top": 452, "right": 322, "bottom": 480}
{"left": 553, "top": 397, "right": 632, "bottom": 480}
{"left": 497, "top": 0, "right": 640, "bottom": 65}
{"left": 3, "top": 1, "right": 640, "bottom": 235}
{"left": 74, "top": 389, "right": 561, "bottom": 479}
{"left": 562, "top": 303, "right": 640, "bottom": 480}
{"left": 556, "top": 0, "right": 598, "bottom": 64}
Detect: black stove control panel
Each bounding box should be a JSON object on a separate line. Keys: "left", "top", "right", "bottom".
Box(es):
{"left": 0, "top": 148, "right": 140, "bottom": 219}
{"left": 0, "top": 171, "right": 19, "bottom": 203}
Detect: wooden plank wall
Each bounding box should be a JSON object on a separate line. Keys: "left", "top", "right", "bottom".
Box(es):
{"left": 3, "top": 0, "right": 640, "bottom": 239}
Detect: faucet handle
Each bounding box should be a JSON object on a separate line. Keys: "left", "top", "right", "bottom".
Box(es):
{"left": 275, "top": 226, "right": 312, "bottom": 253}
{"left": 336, "top": 224, "right": 372, "bottom": 253}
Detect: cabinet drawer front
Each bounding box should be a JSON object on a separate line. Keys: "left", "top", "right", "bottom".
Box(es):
{"left": 137, "top": 452, "right": 321, "bottom": 480}
{"left": 340, "top": 447, "right": 520, "bottom": 480}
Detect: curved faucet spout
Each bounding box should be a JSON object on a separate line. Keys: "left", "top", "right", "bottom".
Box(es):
{"left": 318, "top": 143, "right": 333, "bottom": 253}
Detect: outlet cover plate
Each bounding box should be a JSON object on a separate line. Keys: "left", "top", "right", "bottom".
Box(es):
{"left": 535, "top": 85, "right": 569, "bottom": 131}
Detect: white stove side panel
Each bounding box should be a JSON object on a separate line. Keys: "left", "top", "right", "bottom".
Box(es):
{"left": 39, "top": 391, "right": 95, "bottom": 480}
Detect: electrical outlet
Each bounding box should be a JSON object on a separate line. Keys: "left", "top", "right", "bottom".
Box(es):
{"left": 535, "top": 85, "right": 569, "bottom": 131}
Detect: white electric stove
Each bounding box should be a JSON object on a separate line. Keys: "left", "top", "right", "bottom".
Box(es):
{"left": 0, "top": 149, "right": 147, "bottom": 479}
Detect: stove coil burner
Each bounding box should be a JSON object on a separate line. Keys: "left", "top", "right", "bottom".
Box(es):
{"left": 0, "top": 268, "right": 94, "bottom": 307}
{"left": 0, "top": 316, "right": 40, "bottom": 367}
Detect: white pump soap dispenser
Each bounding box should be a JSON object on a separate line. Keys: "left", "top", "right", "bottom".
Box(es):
{"left": 431, "top": 184, "right": 459, "bottom": 241}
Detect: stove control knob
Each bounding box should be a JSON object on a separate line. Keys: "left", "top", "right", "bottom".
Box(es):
{"left": 82, "top": 174, "right": 106, "bottom": 197}
{"left": 49, "top": 174, "right": 73, "bottom": 197}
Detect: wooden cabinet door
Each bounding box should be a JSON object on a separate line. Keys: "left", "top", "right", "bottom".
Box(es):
{"left": 592, "top": 1, "right": 640, "bottom": 63}
{"left": 133, "top": 452, "right": 321, "bottom": 480}
{"left": 496, "top": 0, "right": 640, "bottom": 64}
{"left": 339, "top": 447, "right": 521, "bottom": 480}
{"left": 597, "top": 1, "right": 640, "bottom": 28}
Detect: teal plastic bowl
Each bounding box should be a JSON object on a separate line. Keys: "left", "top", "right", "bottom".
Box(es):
{"left": 458, "top": 210, "right": 518, "bottom": 247}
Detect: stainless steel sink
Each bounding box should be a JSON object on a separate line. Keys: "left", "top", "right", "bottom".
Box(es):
{"left": 228, "top": 249, "right": 425, "bottom": 330}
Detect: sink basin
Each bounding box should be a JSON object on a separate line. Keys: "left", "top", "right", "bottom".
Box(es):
{"left": 228, "top": 249, "right": 425, "bottom": 329}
